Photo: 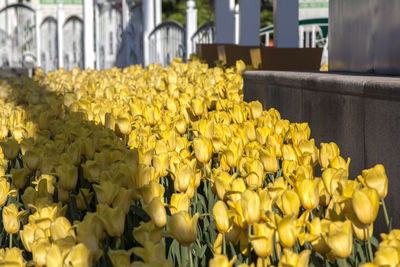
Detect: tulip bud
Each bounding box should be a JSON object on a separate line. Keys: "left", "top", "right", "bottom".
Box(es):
{"left": 56, "top": 164, "right": 78, "bottom": 191}
{"left": 31, "top": 239, "right": 51, "bottom": 267}
{"left": 374, "top": 246, "right": 399, "bottom": 267}
{"left": 153, "top": 152, "right": 169, "bottom": 177}
{"left": 144, "top": 197, "right": 167, "bottom": 228}
{"left": 296, "top": 178, "right": 320, "bottom": 210}
{"left": 277, "top": 214, "right": 298, "bottom": 248}
{"left": 50, "top": 217, "right": 75, "bottom": 241}
{"left": 352, "top": 187, "right": 380, "bottom": 225}
{"left": 359, "top": 164, "right": 388, "bottom": 199}
{"left": 249, "top": 101, "right": 263, "bottom": 120}
{"left": 240, "top": 190, "right": 261, "bottom": 224}
{"left": 93, "top": 180, "right": 120, "bottom": 206}
{"left": 169, "top": 211, "right": 199, "bottom": 246}
{"left": 105, "top": 112, "right": 116, "bottom": 131}
{"left": 133, "top": 221, "right": 163, "bottom": 247}
{"left": 213, "top": 200, "right": 231, "bottom": 233}
{"left": 173, "top": 164, "right": 193, "bottom": 192}
{"left": 277, "top": 190, "right": 300, "bottom": 217}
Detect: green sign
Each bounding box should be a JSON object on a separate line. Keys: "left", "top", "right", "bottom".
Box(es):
{"left": 40, "top": 0, "right": 82, "bottom": 5}
{"left": 299, "top": 2, "right": 329, "bottom": 8}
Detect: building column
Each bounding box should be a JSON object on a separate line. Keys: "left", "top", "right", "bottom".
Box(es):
{"left": 239, "top": 0, "right": 260, "bottom": 46}
{"left": 185, "top": 0, "right": 197, "bottom": 60}
{"left": 84, "top": 0, "right": 95, "bottom": 69}
{"left": 273, "top": 0, "right": 299, "bottom": 47}
{"left": 35, "top": 7, "right": 41, "bottom": 67}
{"left": 143, "top": 0, "right": 155, "bottom": 66}
{"left": 234, "top": 4, "right": 239, "bottom": 44}
{"left": 215, "top": 0, "right": 235, "bottom": 44}
{"left": 57, "top": 3, "right": 64, "bottom": 68}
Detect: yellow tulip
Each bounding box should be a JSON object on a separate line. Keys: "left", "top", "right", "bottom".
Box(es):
{"left": 64, "top": 243, "right": 92, "bottom": 267}
{"left": 323, "top": 220, "right": 353, "bottom": 258}
{"left": 133, "top": 221, "right": 163, "bottom": 246}
{"left": 169, "top": 192, "right": 190, "bottom": 214}
{"left": 105, "top": 112, "right": 116, "bottom": 131}
{"left": 249, "top": 101, "right": 263, "bottom": 120}
{"left": 172, "top": 163, "right": 194, "bottom": 192}
{"left": 175, "top": 118, "right": 187, "bottom": 135}
{"left": 276, "top": 190, "right": 300, "bottom": 217}
{"left": 56, "top": 163, "right": 78, "bottom": 191}
{"left": 0, "top": 178, "right": 11, "bottom": 207}
{"left": 191, "top": 98, "right": 205, "bottom": 117}
{"left": 144, "top": 197, "right": 167, "bottom": 228}
{"left": 209, "top": 254, "right": 236, "bottom": 267}
{"left": 352, "top": 187, "right": 380, "bottom": 225}
{"left": 296, "top": 178, "right": 320, "bottom": 210}
{"left": 76, "top": 188, "right": 94, "bottom": 211}
{"left": 251, "top": 222, "right": 274, "bottom": 257}
{"left": 93, "top": 180, "right": 120, "bottom": 205}
{"left": 112, "top": 187, "right": 133, "bottom": 214}
{"left": 193, "top": 136, "right": 213, "bottom": 163}
{"left": 278, "top": 249, "right": 311, "bottom": 267}
{"left": 2, "top": 203, "right": 26, "bottom": 234}
{"left": 50, "top": 216, "right": 75, "bottom": 241}
{"left": 0, "top": 139, "right": 19, "bottom": 160}
{"left": 10, "top": 168, "right": 30, "bottom": 190}
{"left": 240, "top": 190, "right": 261, "bottom": 224}
{"left": 359, "top": 164, "right": 388, "bottom": 199}
{"left": 0, "top": 247, "right": 25, "bottom": 266}
{"left": 374, "top": 246, "right": 399, "bottom": 267}
{"left": 259, "top": 146, "right": 278, "bottom": 174}
{"left": 46, "top": 244, "right": 64, "bottom": 267}
{"left": 23, "top": 149, "right": 41, "bottom": 170}
{"left": 108, "top": 248, "right": 134, "bottom": 267}
{"left": 31, "top": 238, "right": 51, "bottom": 266}
{"left": 213, "top": 232, "right": 223, "bottom": 254}
{"left": 96, "top": 204, "right": 125, "bottom": 237}
{"left": 319, "top": 142, "right": 340, "bottom": 169}
{"left": 277, "top": 214, "right": 298, "bottom": 248}
{"left": 213, "top": 200, "right": 231, "bottom": 233}
{"left": 169, "top": 211, "right": 199, "bottom": 246}
{"left": 245, "top": 172, "right": 263, "bottom": 189}
{"left": 153, "top": 152, "right": 169, "bottom": 177}
{"left": 117, "top": 116, "right": 132, "bottom": 135}
{"left": 305, "top": 218, "right": 330, "bottom": 254}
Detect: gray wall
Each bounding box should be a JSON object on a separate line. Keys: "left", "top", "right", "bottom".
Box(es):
{"left": 243, "top": 70, "right": 400, "bottom": 233}
{"left": 329, "top": 0, "right": 400, "bottom": 74}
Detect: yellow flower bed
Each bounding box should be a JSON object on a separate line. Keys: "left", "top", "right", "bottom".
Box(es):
{"left": 0, "top": 59, "right": 397, "bottom": 267}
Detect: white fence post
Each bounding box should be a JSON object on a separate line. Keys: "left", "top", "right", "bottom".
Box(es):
{"left": 215, "top": 0, "right": 235, "bottom": 44}
{"left": 84, "top": 0, "right": 95, "bottom": 69}
{"left": 57, "top": 3, "right": 64, "bottom": 69}
{"left": 143, "top": 0, "right": 155, "bottom": 66}
{"left": 234, "top": 4, "right": 239, "bottom": 44}
{"left": 122, "top": 0, "right": 129, "bottom": 30}
{"left": 239, "top": 0, "right": 260, "bottom": 46}
{"left": 155, "top": 0, "right": 162, "bottom": 26}
{"left": 299, "top": 26, "right": 304, "bottom": 48}
{"left": 273, "top": 0, "right": 299, "bottom": 47}
{"left": 95, "top": 2, "right": 100, "bottom": 69}
{"left": 311, "top": 25, "right": 316, "bottom": 47}
{"left": 186, "top": 0, "right": 197, "bottom": 60}
{"left": 35, "top": 7, "right": 41, "bottom": 68}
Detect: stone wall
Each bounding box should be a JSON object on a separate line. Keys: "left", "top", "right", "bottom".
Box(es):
{"left": 243, "top": 70, "right": 400, "bottom": 232}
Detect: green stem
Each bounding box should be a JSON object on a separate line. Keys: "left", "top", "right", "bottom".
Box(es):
{"left": 248, "top": 224, "right": 252, "bottom": 264}
{"left": 188, "top": 246, "right": 193, "bottom": 267}
{"left": 338, "top": 258, "right": 348, "bottom": 267}
{"left": 381, "top": 198, "right": 391, "bottom": 232}
{"left": 203, "top": 163, "right": 207, "bottom": 200}
{"left": 9, "top": 233, "right": 12, "bottom": 248}
{"left": 222, "top": 232, "right": 226, "bottom": 255}
{"left": 367, "top": 224, "right": 374, "bottom": 262}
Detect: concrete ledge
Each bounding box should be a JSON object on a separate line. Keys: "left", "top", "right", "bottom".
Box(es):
{"left": 243, "top": 70, "right": 400, "bottom": 232}
{"left": 0, "top": 67, "right": 32, "bottom": 78}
